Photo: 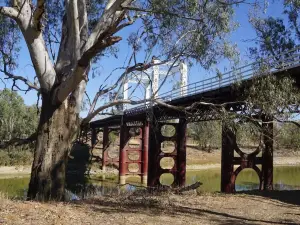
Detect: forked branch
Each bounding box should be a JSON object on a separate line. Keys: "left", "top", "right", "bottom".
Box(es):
{"left": 0, "top": 62, "right": 40, "bottom": 92}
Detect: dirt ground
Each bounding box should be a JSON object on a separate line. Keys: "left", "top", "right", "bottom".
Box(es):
{"left": 0, "top": 146, "right": 300, "bottom": 224}
{"left": 0, "top": 191, "right": 300, "bottom": 225}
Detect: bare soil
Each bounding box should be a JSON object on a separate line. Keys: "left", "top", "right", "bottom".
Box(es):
{"left": 0, "top": 191, "right": 300, "bottom": 225}
{"left": 0, "top": 166, "right": 31, "bottom": 178}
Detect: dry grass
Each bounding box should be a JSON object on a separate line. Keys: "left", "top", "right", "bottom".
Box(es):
{"left": 0, "top": 191, "right": 300, "bottom": 225}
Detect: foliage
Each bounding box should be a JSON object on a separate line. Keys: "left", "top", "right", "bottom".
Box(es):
{"left": 245, "top": 75, "right": 300, "bottom": 117}
{"left": 249, "top": 17, "right": 295, "bottom": 59}
{"left": 138, "top": 0, "right": 238, "bottom": 68}
{"left": 235, "top": 121, "right": 261, "bottom": 148}
{"left": 0, "top": 150, "right": 33, "bottom": 166}
{"left": 0, "top": 89, "right": 38, "bottom": 141}
{"left": 188, "top": 120, "right": 300, "bottom": 152}
{"left": 247, "top": 10, "right": 300, "bottom": 119}
{"left": 0, "top": 12, "right": 20, "bottom": 72}
{"left": 0, "top": 90, "right": 37, "bottom": 165}
{"left": 188, "top": 121, "right": 221, "bottom": 151}
{"left": 108, "top": 131, "right": 119, "bottom": 145}
{"left": 276, "top": 122, "right": 300, "bottom": 149}
{"left": 284, "top": 0, "right": 300, "bottom": 40}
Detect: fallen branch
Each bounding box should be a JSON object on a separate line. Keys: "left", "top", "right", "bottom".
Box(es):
{"left": 119, "top": 181, "right": 203, "bottom": 194}
{"left": 175, "top": 181, "right": 203, "bottom": 194}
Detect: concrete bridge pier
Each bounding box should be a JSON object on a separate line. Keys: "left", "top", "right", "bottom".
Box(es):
{"left": 221, "top": 119, "right": 274, "bottom": 193}
{"left": 148, "top": 118, "right": 187, "bottom": 188}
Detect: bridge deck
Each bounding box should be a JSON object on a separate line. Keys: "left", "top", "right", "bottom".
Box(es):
{"left": 91, "top": 50, "right": 300, "bottom": 128}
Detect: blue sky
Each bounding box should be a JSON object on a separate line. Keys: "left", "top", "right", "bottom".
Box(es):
{"left": 0, "top": 1, "right": 289, "bottom": 116}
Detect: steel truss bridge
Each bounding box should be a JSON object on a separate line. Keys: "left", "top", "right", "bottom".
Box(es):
{"left": 87, "top": 47, "right": 300, "bottom": 192}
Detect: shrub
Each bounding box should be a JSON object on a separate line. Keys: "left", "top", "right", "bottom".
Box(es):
{"left": 0, "top": 150, "right": 33, "bottom": 166}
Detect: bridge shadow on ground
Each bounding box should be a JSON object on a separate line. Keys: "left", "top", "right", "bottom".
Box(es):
{"left": 238, "top": 190, "right": 300, "bottom": 207}
{"left": 77, "top": 193, "right": 300, "bottom": 225}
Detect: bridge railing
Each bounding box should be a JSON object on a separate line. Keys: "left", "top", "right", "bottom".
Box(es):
{"left": 125, "top": 47, "right": 300, "bottom": 115}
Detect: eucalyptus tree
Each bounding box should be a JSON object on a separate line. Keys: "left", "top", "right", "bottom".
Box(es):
{"left": 242, "top": 6, "right": 300, "bottom": 148}
{"left": 247, "top": 14, "right": 299, "bottom": 115}
{"left": 284, "top": 0, "right": 300, "bottom": 39}
{"left": 0, "top": 0, "right": 244, "bottom": 201}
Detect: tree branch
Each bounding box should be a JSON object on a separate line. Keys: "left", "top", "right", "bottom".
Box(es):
{"left": 0, "top": 6, "right": 19, "bottom": 19}
{"left": 33, "top": 0, "right": 45, "bottom": 31}
{"left": 216, "top": 0, "right": 249, "bottom": 5}
{"left": 274, "top": 117, "right": 300, "bottom": 128}
{"left": 0, "top": 132, "right": 37, "bottom": 149}
{"left": 0, "top": 69, "right": 40, "bottom": 92}
{"left": 53, "top": 0, "right": 134, "bottom": 105}
{"left": 87, "top": 58, "right": 175, "bottom": 116}
{"left": 121, "top": 5, "right": 204, "bottom": 22}
{"left": 82, "top": 99, "right": 146, "bottom": 125}
{"left": 69, "top": 0, "right": 81, "bottom": 62}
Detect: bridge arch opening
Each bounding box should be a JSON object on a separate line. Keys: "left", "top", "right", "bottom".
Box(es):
{"left": 128, "top": 127, "right": 141, "bottom": 137}
{"left": 159, "top": 173, "right": 174, "bottom": 186}
{"left": 128, "top": 137, "right": 141, "bottom": 149}
{"left": 160, "top": 157, "right": 175, "bottom": 169}
{"left": 107, "top": 131, "right": 119, "bottom": 159}
{"left": 128, "top": 163, "right": 139, "bottom": 173}
{"left": 161, "top": 141, "right": 175, "bottom": 153}
{"left": 235, "top": 168, "right": 261, "bottom": 191}
{"left": 128, "top": 151, "right": 140, "bottom": 160}
{"left": 235, "top": 122, "right": 262, "bottom": 156}
{"left": 107, "top": 145, "right": 119, "bottom": 159}
{"left": 161, "top": 125, "right": 176, "bottom": 137}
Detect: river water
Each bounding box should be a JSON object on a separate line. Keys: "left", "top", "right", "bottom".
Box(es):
{"left": 1, "top": 166, "right": 300, "bottom": 198}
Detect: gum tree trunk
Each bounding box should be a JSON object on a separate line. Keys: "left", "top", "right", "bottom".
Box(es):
{"left": 27, "top": 94, "right": 79, "bottom": 201}
{"left": 0, "top": 0, "right": 131, "bottom": 202}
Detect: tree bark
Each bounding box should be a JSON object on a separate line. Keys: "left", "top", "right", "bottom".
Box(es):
{"left": 27, "top": 94, "right": 79, "bottom": 201}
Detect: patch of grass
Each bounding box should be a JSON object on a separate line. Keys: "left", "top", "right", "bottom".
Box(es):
{"left": 0, "top": 191, "right": 8, "bottom": 199}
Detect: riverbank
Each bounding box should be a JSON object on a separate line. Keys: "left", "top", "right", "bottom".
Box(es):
{"left": 186, "top": 155, "right": 300, "bottom": 170}
{"left": 0, "top": 166, "right": 30, "bottom": 178}
{"left": 0, "top": 151, "right": 300, "bottom": 177}
{"left": 0, "top": 191, "right": 299, "bottom": 225}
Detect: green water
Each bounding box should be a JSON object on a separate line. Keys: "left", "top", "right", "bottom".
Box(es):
{"left": 0, "top": 176, "right": 29, "bottom": 198}
{"left": 185, "top": 166, "right": 300, "bottom": 192}
{"left": 1, "top": 166, "right": 300, "bottom": 198}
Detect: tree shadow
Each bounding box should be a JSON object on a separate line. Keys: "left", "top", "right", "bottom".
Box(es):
{"left": 77, "top": 195, "right": 299, "bottom": 225}
{"left": 66, "top": 141, "right": 90, "bottom": 197}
